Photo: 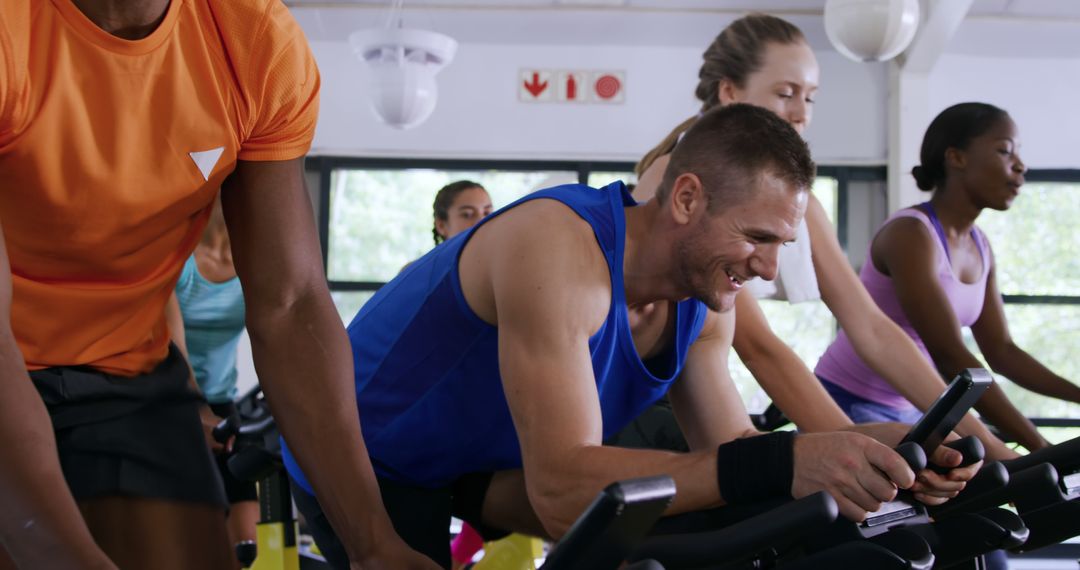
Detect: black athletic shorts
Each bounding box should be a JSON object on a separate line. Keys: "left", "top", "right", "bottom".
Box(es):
{"left": 29, "top": 344, "right": 227, "bottom": 508}
{"left": 290, "top": 471, "right": 507, "bottom": 570}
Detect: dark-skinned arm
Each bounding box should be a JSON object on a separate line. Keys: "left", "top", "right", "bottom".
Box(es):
{"left": 0, "top": 221, "right": 116, "bottom": 569}
{"left": 874, "top": 218, "right": 1047, "bottom": 452}
{"left": 220, "top": 158, "right": 437, "bottom": 570}
{"left": 971, "top": 248, "right": 1080, "bottom": 404}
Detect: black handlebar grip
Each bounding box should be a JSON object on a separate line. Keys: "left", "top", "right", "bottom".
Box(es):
{"left": 928, "top": 461, "right": 1010, "bottom": 518}
{"left": 931, "top": 436, "right": 985, "bottom": 474}
{"left": 895, "top": 441, "right": 928, "bottom": 473}
{"left": 1002, "top": 435, "right": 1080, "bottom": 475}
{"left": 212, "top": 415, "right": 236, "bottom": 445}
{"left": 227, "top": 446, "right": 279, "bottom": 482}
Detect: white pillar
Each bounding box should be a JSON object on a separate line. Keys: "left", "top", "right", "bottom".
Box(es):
{"left": 885, "top": 0, "right": 973, "bottom": 213}
{"left": 887, "top": 65, "right": 929, "bottom": 213}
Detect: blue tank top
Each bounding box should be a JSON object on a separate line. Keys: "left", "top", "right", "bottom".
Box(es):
{"left": 174, "top": 255, "right": 246, "bottom": 405}
{"left": 283, "top": 182, "right": 708, "bottom": 491}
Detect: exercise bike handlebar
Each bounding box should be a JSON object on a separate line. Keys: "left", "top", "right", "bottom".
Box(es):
{"left": 1002, "top": 435, "right": 1080, "bottom": 475}
{"left": 933, "top": 462, "right": 1060, "bottom": 518}
{"left": 895, "top": 441, "right": 927, "bottom": 473}
{"left": 931, "top": 436, "right": 984, "bottom": 474}
{"left": 629, "top": 491, "right": 838, "bottom": 568}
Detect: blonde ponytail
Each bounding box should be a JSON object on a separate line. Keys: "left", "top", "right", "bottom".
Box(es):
{"left": 635, "top": 115, "right": 699, "bottom": 177}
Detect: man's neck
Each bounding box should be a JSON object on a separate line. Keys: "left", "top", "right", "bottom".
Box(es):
{"left": 622, "top": 200, "right": 683, "bottom": 307}
{"left": 70, "top": 0, "right": 171, "bottom": 40}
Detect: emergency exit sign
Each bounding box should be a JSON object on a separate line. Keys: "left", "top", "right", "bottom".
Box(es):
{"left": 519, "top": 69, "right": 625, "bottom": 104}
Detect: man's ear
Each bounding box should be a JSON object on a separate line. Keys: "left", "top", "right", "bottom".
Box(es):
{"left": 668, "top": 173, "right": 706, "bottom": 225}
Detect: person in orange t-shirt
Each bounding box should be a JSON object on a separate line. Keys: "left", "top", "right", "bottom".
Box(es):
{"left": 0, "top": 1, "right": 436, "bottom": 569}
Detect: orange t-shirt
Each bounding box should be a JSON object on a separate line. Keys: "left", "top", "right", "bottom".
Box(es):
{"left": 0, "top": 0, "right": 320, "bottom": 375}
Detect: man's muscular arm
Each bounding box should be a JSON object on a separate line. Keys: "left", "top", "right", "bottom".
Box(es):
{"left": 471, "top": 200, "right": 727, "bottom": 537}
{"left": 671, "top": 310, "right": 916, "bottom": 521}
{"left": 0, "top": 221, "right": 116, "bottom": 569}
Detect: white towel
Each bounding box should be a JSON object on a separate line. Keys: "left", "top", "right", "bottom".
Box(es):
{"left": 744, "top": 217, "right": 821, "bottom": 304}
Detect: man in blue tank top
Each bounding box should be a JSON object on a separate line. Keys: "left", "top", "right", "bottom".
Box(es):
{"left": 284, "top": 105, "right": 922, "bottom": 568}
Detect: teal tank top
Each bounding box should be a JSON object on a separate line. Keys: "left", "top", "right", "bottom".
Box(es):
{"left": 174, "top": 255, "right": 246, "bottom": 405}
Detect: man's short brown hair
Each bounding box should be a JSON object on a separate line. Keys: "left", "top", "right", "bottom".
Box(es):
{"left": 656, "top": 103, "right": 816, "bottom": 212}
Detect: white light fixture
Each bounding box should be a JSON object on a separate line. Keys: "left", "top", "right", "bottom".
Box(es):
{"left": 349, "top": 2, "right": 457, "bottom": 129}
{"left": 824, "top": 0, "right": 920, "bottom": 62}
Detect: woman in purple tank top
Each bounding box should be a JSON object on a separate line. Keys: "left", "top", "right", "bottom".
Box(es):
{"left": 818, "top": 103, "right": 1080, "bottom": 454}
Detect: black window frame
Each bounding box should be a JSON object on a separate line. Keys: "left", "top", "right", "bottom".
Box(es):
{"left": 305, "top": 156, "right": 873, "bottom": 291}
{"left": 995, "top": 169, "right": 1080, "bottom": 306}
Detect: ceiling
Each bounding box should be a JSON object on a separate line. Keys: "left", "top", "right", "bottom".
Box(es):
{"left": 286, "top": 0, "right": 1080, "bottom": 17}
{"left": 287, "top": 0, "right": 1080, "bottom": 58}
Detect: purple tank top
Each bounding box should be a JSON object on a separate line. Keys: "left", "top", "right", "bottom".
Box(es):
{"left": 814, "top": 205, "right": 990, "bottom": 408}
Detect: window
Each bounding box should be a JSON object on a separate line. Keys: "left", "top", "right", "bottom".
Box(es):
{"left": 588, "top": 171, "right": 637, "bottom": 189}
{"left": 331, "top": 291, "right": 376, "bottom": 325}
{"left": 961, "top": 175, "right": 1080, "bottom": 436}
{"left": 311, "top": 158, "right": 634, "bottom": 321}
{"left": 325, "top": 166, "right": 576, "bottom": 285}
{"left": 977, "top": 180, "right": 1080, "bottom": 297}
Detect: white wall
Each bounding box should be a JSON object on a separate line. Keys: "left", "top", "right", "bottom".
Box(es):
{"left": 309, "top": 41, "right": 889, "bottom": 165}
{"left": 928, "top": 54, "right": 1080, "bottom": 170}
{"left": 324, "top": 35, "right": 1080, "bottom": 170}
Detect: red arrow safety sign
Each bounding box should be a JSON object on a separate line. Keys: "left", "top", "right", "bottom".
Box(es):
{"left": 519, "top": 69, "right": 625, "bottom": 104}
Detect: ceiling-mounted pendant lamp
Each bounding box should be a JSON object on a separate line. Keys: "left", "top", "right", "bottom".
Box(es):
{"left": 349, "top": 0, "right": 457, "bottom": 129}
{"left": 824, "top": 0, "right": 921, "bottom": 62}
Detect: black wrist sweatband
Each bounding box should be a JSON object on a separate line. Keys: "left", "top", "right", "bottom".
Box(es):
{"left": 716, "top": 431, "right": 796, "bottom": 505}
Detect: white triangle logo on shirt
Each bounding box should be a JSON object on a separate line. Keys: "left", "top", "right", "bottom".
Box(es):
{"left": 189, "top": 147, "right": 225, "bottom": 181}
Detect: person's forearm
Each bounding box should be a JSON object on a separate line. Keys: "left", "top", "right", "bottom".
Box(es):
{"left": 0, "top": 343, "right": 114, "bottom": 569}
{"left": 247, "top": 289, "right": 396, "bottom": 562}
{"left": 974, "top": 383, "right": 1049, "bottom": 452}
{"left": 989, "top": 344, "right": 1080, "bottom": 404}
{"left": 731, "top": 301, "right": 852, "bottom": 434}
{"left": 737, "top": 340, "right": 852, "bottom": 433}
{"left": 528, "top": 444, "right": 721, "bottom": 538}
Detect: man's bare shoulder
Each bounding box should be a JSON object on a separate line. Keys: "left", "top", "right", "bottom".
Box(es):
{"left": 461, "top": 198, "right": 612, "bottom": 329}
{"left": 484, "top": 197, "right": 593, "bottom": 237}
{"left": 472, "top": 198, "right": 606, "bottom": 269}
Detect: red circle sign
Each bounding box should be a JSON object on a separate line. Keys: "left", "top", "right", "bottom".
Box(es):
{"left": 594, "top": 74, "right": 621, "bottom": 99}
